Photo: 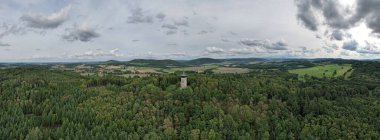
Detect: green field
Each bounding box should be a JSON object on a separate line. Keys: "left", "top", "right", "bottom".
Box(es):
{"left": 289, "top": 64, "right": 352, "bottom": 79}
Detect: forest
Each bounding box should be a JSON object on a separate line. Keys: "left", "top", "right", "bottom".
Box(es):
{"left": 0, "top": 61, "right": 380, "bottom": 139}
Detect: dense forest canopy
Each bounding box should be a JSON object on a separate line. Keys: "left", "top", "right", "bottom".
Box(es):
{"left": 0, "top": 61, "right": 379, "bottom": 139}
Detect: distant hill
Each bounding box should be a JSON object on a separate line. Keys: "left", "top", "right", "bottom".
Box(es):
{"left": 185, "top": 58, "right": 225, "bottom": 65}
{"left": 185, "top": 58, "right": 267, "bottom": 65}
{"left": 224, "top": 58, "right": 267, "bottom": 63}
{"left": 105, "top": 60, "right": 121, "bottom": 63}
{"left": 127, "top": 59, "right": 184, "bottom": 67}
{"left": 99, "top": 60, "right": 124, "bottom": 65}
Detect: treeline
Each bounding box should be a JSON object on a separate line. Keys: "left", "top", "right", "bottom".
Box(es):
{"left": 0, "top": 64, "right": 379, "bottom": 139}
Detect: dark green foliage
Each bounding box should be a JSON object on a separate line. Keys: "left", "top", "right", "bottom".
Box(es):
{"left": 0, "top": 62, "right": 380, "bottom": 139}
{"left": 185, "top": 58, "right": 225, "bottom": 65}
{"left": 128, "top": 59, "right": 185, "bottom": 68}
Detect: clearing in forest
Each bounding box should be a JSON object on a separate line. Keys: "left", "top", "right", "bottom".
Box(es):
{"left": 289, "top": 64, "right": 352, "bottom": 79}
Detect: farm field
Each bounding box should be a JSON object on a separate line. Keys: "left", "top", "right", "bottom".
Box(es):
{"left": 288, "top": 64, "right": 352, "bottom": 79}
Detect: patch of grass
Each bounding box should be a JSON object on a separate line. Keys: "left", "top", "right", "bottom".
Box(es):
{"left": 80, "top": 72, "right": 96, "bottom": 76}
{"left": 289, "top": 64, "right": 352, "bottom": 79}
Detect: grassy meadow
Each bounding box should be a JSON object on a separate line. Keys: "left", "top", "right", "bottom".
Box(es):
{"left": 289, "top": 64, "right": 353, "bottom": 79}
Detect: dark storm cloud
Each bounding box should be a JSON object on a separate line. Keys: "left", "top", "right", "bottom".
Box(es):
{"left": 320, "top": 0, "right": 350, "bottom": 29}
{"left": 127, "top": 8, "right": 154, "bottom": 24}
{"left": 239, "top": 39, "right": 288, "bottom": 50}
{"left": 295, "top": 0, "right": 319, "bottom": 31}
{"left": 62, "top": 25, "right": 100, "bottom": 42}
{"left": 21, "top": 6, "right": 71, "bottom": 29}
{"left": 354, "top": 0, "right": 380, "bottom": 35}
{"left": 295, "top": 0, "right": 380, "bottom": 35}
{"left": 295, "top": 0, "right": 350, "bottom": 31}
{"left": 342, "top": 40, "right": 358, "bottom": 51}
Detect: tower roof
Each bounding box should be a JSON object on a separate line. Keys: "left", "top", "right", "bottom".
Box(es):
{"left": 181, "top": 71, "right": 187, "bottom": 77}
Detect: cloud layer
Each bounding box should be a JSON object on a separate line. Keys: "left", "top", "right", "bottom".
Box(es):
{"left": 1, "top": 0, "right": 380, "bottom": 61}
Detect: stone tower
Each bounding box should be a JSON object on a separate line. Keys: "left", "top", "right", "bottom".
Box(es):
{"left": 180, "top": 72, "right": 187, "bottom": 89}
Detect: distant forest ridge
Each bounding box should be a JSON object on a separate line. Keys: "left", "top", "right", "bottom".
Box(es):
{"left": 0, "top": 58, "right": 378, "bottom": 67}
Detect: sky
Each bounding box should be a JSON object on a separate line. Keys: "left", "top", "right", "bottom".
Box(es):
{"left": 0, "top": 0, "right": 380, "bottom": 62}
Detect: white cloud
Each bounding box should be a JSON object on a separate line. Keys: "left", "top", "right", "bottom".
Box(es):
{"left": 72, "top": 48, "right": 123, "bottom": 59}
{"left": 21, "top": 5, "right": 71, "bottom": 29}
{"left": 62, "top": 23, "right": 100, "bottom": 42}
{"left": 174, "top": 19, "right": 189, "bottom": 27}
{"left": 205, "top": 47, "right": 225, "bottom": 54}
{"left": 127, "top": 8, "right": 154, "bottom": 24}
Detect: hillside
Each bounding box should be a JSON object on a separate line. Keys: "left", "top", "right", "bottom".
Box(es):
{"left": 185, "top": 58, "right": 225, "bottom": 65}
{"left": 127, "top": 59, "right": 184, "bottom": 67}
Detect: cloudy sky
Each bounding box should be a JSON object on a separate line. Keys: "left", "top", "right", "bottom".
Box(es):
{"left": 0, "top": 0, "right": 380, "bottom": 62}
